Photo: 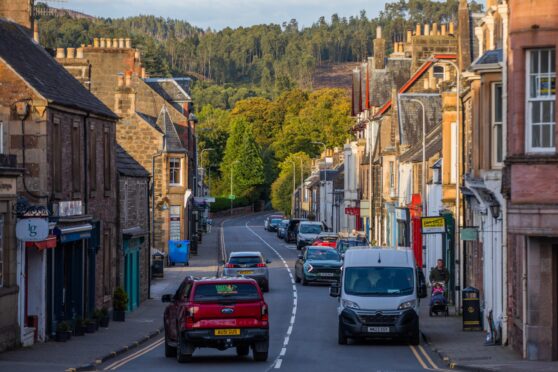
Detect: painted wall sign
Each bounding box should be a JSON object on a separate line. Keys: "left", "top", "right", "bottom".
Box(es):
{"left": 16, "top": 218, "right": 49, "bottom": 241}
{"left": 421, "top": 216, "right": 446, "bottom": 234}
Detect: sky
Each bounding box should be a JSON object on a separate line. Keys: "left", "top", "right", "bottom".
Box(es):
{"left": 58, "top": 0, "right": 390, "bottom": 30}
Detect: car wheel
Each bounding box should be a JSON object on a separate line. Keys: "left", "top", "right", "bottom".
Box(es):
{"left": 164, "top": 332, "right": 177, "bottom": 358}
{"left": 338, "top": 322, "right": 348, "bottom": 345}
{"left": 253, "top": 350, "right": 268, "bottom": 362}
{"left": 236, "top": 344, "right": 250, "bottom": 357}
{"left": 176, "top": 336, "right": 193, "bottom": 363}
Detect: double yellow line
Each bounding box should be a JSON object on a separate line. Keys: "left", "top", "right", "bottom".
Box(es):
{"left": 103, "top": 337, "right": 164, "bottom": 370}
{"left": 409, "top": 344, "right": 440, "bottom": 370}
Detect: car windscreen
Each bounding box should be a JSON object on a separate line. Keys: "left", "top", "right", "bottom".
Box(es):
{"left": 271, "top": 218, "right": 282, "bottom": 225}
{"left": 193, "top": 283, "right": 261, "bottom": 302}
{"left": 344, "top": 267, "right": 414, "bottom": 296}
{"left": 307, "top": 249, "right": 340, "bottom": 261}
{"left": 229, "top": 256, "right": 262, "bottom": 265}
{"left": 299, "top": 224, "right": 322, "bottom": 234}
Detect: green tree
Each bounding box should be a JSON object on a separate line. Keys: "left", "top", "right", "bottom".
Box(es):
{"left": 271, "top": 152, "right": 312, "bottom": 216}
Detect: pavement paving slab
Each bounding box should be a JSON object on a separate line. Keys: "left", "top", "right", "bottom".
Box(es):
{"left": 0, "top": 218, "right": 223, "bottom": 372}
{"left": 420, "top": 298, "right": 558, "bottom": 371}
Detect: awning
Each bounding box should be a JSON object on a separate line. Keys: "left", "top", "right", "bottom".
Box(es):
{"left": 25, "top": 235, "right": 57, "bottom": 250}
{"left": 55, "top": 223, "right": 93, "bottom": 243}
{"left": 122, "top": 226, "right": 147, "bottom": 239}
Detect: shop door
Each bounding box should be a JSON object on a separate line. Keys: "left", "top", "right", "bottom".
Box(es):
{"left": 124, "top": 239, "right": 140, "bottom": 311}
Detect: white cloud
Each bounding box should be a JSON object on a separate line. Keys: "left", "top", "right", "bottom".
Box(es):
{"left": 64, "top": 0, "right": 387, "bottom": 30}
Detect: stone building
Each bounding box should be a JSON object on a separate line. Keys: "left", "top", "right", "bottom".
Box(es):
{"left": 116, "top": 145, "right": 149, "bottom": 312}
{"left": 504, "top": 0, "right": 558, "bottom": 361}
{"left": 0, "top": 7, "right": 118, "bottom": 349}
{"left": 57, "top": 41, "right": 197, "bottom": 256}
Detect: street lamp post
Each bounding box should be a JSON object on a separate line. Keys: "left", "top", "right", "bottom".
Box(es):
{"left": 199, "top": 148, "right": 213, "bottom": 196}
{"left": 288, "top": 160, "right": 296, "bottom": 217}
{"left": 409, "top": 98, "right": 427, "bottom": 217}
{"left": 311, "top": 141, "right": 328, "bottom": 229}
{"left": 299, "top": 158, "right": 305, "bottom": 218}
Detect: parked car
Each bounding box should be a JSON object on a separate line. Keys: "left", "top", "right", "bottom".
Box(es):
{"left": 336, "top": 235, "right": 370, "bottom": 254}
{"left": 295, "top": 246, "right": 342, "bottom": 285}
{"left": 312, "top": 232, "right": 338, "bottom": 248}
{"left": 285, "top": 218, "right": 307, "bottom": 243}
{"left": 264, "top": 214, "right": 284, "bottom": 231}
{"left": 296, "top": 221, "right": 324, "bottom": 249}
{"left": 268, "top": 217, "right": 283, "bottom": 232}
{"left": 223, "top": 251, "right": 271, "bottom": 292}
{"left": 163, "top": 277, "right": 269, "bottom": 362}
{"left": 329, "top": 247, "right": 427, "bottom": 345}
{"left": 277, "top": 219, "right": 289, "bottom": 239}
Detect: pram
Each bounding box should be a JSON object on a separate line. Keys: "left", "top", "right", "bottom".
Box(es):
{"left": 429, "top": 282, "right": 449, "bottom": 316}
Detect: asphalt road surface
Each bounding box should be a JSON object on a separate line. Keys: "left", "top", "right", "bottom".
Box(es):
{"left": 99, "top": 213, "right": 447, "bottom": 372}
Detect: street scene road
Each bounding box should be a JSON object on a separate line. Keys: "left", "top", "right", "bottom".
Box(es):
{"left": 98, "top": 213, "right": 442, "bottom": 372}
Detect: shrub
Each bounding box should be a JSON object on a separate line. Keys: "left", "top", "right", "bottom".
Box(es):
{"left": 113, "top": 287, "right": 128, "bottom": 311}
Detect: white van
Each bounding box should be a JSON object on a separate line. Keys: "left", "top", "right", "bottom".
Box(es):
{"left": 330, "top": 247, "right": 427, "bottom": 345}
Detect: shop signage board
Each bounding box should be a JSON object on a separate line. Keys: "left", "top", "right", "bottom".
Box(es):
{"left": 345, "top": 207, "right": 360, "bottom": 216}
{"left": 16, "top": 218, "right": 49, "bottom": 241}
{"left": 421, "top": 216, "right": 446, "bottom": 234}
{"left": 460, "top": 227, "right": 479, "bottom": 241}
{"left": 194, "top": 196, "right": 216, "bottom": 203}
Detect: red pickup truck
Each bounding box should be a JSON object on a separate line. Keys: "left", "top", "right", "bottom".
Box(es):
{"left": 162, "top": 276, "right": 269, "bottom": 363}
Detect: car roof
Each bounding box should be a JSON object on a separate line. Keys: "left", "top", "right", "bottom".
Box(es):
{"left": 191, "top": 276, "right": 259, "bottom": 285}
{"left": 318, "top": 232, "right": 337, "bottom": 237}
{"left": 343, "top": 248, "right": 415, "bottom": 268}
{"left": 300, "top": 221, "right": 322, "bottom": 225}
{"left": 229, "top": 251, "right": 262, "bottom": 257}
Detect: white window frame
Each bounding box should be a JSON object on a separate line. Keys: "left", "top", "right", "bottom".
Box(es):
{"left": 492, "top": 82, "right": 504, "bottom": 167}
{"left": 526, "top": 48, "right": 556, "bottom": 153}
{"left": 169, "top": 157, "right": 182, "bottom": 186}
{"left": 433, "top": 65, "right": 445, "bottom": 80}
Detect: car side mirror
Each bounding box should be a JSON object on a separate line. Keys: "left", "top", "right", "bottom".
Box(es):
{"left": 329, "top": 282, "right": 341, "bottom": 297}
{"left": 161, "top": 294, "right": 173, "bottom": 303}
{"left": 266, "top": 259, "right": 272, "bottom": 264}
{"left": 298, "top": 255, "right": 304, "bottom": 260}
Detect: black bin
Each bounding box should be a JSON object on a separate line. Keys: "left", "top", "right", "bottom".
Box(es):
{"left": 151, "top": 252, "right": 164, "bottom": 278}
{"left": 462, "top": 287, "right": 482, "bottom": 331}
{"left": 190, "top": 235, "right": 198, "bottom": 256}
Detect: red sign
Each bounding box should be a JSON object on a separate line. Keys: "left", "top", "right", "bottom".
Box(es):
{"left": 345, "top": 207, "right": 360, "bottom": 216}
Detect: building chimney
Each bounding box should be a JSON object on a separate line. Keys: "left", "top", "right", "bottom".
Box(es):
{"left": 93, "top": 38, "right": 100, "bottom": 48}
{"left": 0, "top": 0, "right": 33, "bottom": 30}
{"left": 125, "top": 38, "right": 132, "bottom": 48}
{"left": 441, "top": 24, "right": 447, "bottom": 36}
{"left": 100, "top": 38, "right": 106, "bottom": 48}
{"left": 458, "top": 0, "right": 472, "bottom": 71}
{"left": 432, "top": 23, "right": 438, "bottom": 35}
{"left": 373, "top": 27, "right": 386, "bottom": 69}
{"left": 76, "top": 47, "right": 84, "bottom": 59}
{"left": 424, "top": 24, "right": 431, "bottom": 36}
{"left": 416, "top": 23, "right": 421, "bottom": 36}
{"left": 33, "top": 23, "right": 39, "bottom": 43}
{"left": 66, "top": 47, "right": 76, "bottom": 59}
{"left": 449, "top": 22, "right": 455, "bottom": 35}
{"left": 112, "top": 38, "right": 118, "bottom": 48}
{"left": 118, "top": 38, "right": 125, "bottom": 48}
{"left": 55, "top": 48, "right": 65, "bottom": 59}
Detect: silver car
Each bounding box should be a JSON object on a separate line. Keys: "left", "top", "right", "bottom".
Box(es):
{"left": 223, "top": 251, "right": 271, "bottom": 292}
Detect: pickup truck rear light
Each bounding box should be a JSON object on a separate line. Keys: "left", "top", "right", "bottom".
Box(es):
{"left": 256, "top": 263, "right": 266, "bottom": 268}
{"left": 225, "top": 263, "right": 238, "bottom": 268}
{"left": 261, "top": 303, "right": 268, "bottom": 321}
{"left": 184, "top": 307, "right": 195, "bottom": 328}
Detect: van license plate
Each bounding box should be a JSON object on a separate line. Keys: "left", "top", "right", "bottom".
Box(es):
{"left": 215, "top": 329, "right": 241, "bottom": 336}
{"left": 368, "top": 327, "right": 390, "bottom": 333}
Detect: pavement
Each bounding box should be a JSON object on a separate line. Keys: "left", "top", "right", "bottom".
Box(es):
{"left": 420, "top": 299, "right": 558, "bottom": 371}
{"left": 0, "top": 219, "right": 222, "bottom": 372}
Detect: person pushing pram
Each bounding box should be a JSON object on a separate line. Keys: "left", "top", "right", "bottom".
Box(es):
{"left": 429, "top": 259, "right": 449, "bottom": 316}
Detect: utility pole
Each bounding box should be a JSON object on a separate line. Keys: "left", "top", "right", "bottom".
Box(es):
{"left": 299, "top": 158, "right": 304, "bottom": 218}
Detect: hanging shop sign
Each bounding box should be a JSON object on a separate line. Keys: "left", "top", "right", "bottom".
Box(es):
{"left": 16, "top": 218, "right": 49, "bottom": 241}
{"left": 460, "top": 227, "right": 479, "bottom": 241}
{"left": 421, "top": 216, "right": 446, "bottom": 234}
{"left": 345, "top": 207, "right": 360, "bottom": 216}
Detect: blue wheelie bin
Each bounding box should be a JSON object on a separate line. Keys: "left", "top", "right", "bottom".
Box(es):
{"left": 168, "top": 240, "right": 190, "bottom": 266}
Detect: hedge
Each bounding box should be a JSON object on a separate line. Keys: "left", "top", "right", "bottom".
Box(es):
{"left": 210, "top": 196, "right": 252, "bottom": 212}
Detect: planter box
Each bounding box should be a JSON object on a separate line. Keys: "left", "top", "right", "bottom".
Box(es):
{"left": 99, "top": 316, "right": 110, "bottom": 328}
{"left": 113, "top": 310, "right": 125, "bottom": 322}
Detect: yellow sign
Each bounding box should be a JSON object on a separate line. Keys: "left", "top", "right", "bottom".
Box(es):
{"left": 421, "top": 217, "right": 446, "bottom": 234}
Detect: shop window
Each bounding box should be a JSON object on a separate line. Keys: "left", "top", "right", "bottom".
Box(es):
{"left": 492, "top": 83, "right": 504, "bottom": 166}
{"left": 169, "top": 157, "right": 182, "bottom": 186}
{"left": 526, "top": 48, "right": 556, "bottom": 152}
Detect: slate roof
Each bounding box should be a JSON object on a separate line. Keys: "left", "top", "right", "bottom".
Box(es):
{"left": 144, "top": 78, "right": 192, "bottom": 114}
{"left": 398, "top": 94, "right": 442, "bottom": 147}
{"left": 0, "top": 19, "right": 117, "bottom": 119}
{"left": 135, "top": 112, "right": 162, "bottom": 133}
{"left": 472, "top": 49, "right": 503, "bottom": 66}
{"left": 368, "top": 59, "right": 412, "bottom": 108}
{"left": 399, "top": 125, "right": 443, "bottom": 163}
{"left": 156, "top": 106, "right": 187, "bottom": 153}
{"left": 116, "top": 144, "right": 149, "bottom": 178}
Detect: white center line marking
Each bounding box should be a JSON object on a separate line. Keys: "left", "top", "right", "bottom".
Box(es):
{"left": 275, "top": 359, "right": 283, "bottom": 369}
{"left": 280, "top": 348, "right": 287, "bottom": 357}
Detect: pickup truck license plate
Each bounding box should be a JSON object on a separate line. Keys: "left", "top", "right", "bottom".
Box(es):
{"left": 318, "top": 272, "right": 335, "bottom": 277}
{"left": 238, "top": 270, "right": 253, "bottom": 275}
{"left": 215, "top": 329, "right": 241, "bottom": 336}
{"left": 368, "top": 327, "right": 390, "bottom": 333}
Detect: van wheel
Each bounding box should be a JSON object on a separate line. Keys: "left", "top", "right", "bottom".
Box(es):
{"left": 236, "top": 344, "right": 250, "bottom": 357}
{"left": 164, "top": 333, "right": 177, "bottom": 358}
{"left": 409, "top": 329, "right": 420, "bottom": 345}
{"left": 338, "top": 323, "right": 348, "bottom": 345}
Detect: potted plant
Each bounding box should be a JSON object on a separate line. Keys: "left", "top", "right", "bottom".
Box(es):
{"left": 112, "top": 287, "right": 128, "bottom": 322}
{"left": 55, "top": 321, "right": 71, "bottom": 342}
{"left": 98, "top": 307, "right": 110, "bottom": 327}
{"left": 84, "top": 318, "right": 97, "bottom": 333}
{"left": 73, "top": 318, "right": 85, "bottom": 336}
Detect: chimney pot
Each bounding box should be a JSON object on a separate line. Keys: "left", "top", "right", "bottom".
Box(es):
{"left": 66, "top": 47, "right": 76, "bottom": 59}
{"left": 33, "top": 23, "right": 39, "bottom": 43}
{"left": 376, "top": 26, "right": 382, "bottom": 40}
{"left": 55, "top": 48, "right": 65, "bottom": 59}
{"left": 406, "top": 30, "right": 412, "bottom": 43}
{"left": 134, "top": 50, "right": 141, "bottom": 60}
{"left": 100, "top": 38, "right": 107, "bottom": 48}
{"left": 107, "top": 38, "right": 113, "bottom": 48}
{"left": 125, "top": 38, "right": 132, "bottom": 48}
{"left": 432, "top": 23, "right": 438, "bottom": 35}
{"left": 441, "top": 24, "right": 447, "bottom": 36}
{"left": 113, "top": 38, "right": 118, "bottom": 48}
{"left": 93, "top": 38, "right": 100, "bottom": 47}
{"left": 449, "top": 22, "right": 455, "bottom": 35}
{"left": 76, "top": 47, "right": 84, "bottom": 59}
{"left": 141, "top": 67, "right": 146, "bottom": 79}
{"left": 424, "top": 24, "right": 430, "bottom": 36}
{"left": 416, "top": 23, "right": 421, "bottom": 36}
{"left": 118, "top": 38, "right": 125, "bottom": 48}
